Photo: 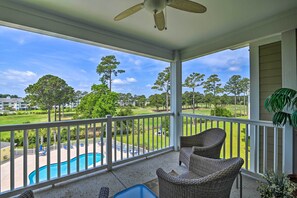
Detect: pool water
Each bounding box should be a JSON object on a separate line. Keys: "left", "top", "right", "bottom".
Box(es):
{"left": 29, "top": 153, "right": 102, "bottom": 184}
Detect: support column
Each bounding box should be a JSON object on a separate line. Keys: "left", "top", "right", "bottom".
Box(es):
{"left": 281, "top": 29, "right": 297, "bottom": 173}
{"left": 170, "top": 50, "right": 183, "bottom": 151}
{"left": 249, "top": 43, "right": 260, "bottom": 173}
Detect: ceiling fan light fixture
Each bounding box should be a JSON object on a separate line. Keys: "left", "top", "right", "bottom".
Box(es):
{"left": 114, "top": 0, "right": 206, "bottom": 31}
{"left": 144, "top": 0, "right": 167, "bottom": 14}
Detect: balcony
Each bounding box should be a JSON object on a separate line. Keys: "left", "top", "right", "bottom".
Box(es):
{"left": 32, "top": 151, "right": 259, "bottom": 197}
{"left": 0, "top": 113, "right": 285, "bottom": 197}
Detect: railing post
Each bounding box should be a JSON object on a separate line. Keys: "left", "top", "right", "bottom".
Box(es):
{"left": 250, "top": 125, "right": 258, "bottom": 173}
{"left": 106, "top": 115, "right": 113, "bottom": 171}
{"left": 282, "top": 124, "right": 293, "bottom": 173}
{"left": 170, "top": 50, "right": 182, "bottom": 151}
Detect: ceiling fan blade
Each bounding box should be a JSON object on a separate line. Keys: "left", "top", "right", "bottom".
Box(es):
{"left": 114, "top": 3, "right": 144, "bottom": 21}
{"left": 168, "top": 0, "right": 207, "bottom": 13}
{"left": 154, "top": 11, "right": 165, "bottom": 31}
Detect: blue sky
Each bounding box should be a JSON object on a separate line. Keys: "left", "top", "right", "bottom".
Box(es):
{"left": 0, "top": 26, "right": 249, "bottom": 97}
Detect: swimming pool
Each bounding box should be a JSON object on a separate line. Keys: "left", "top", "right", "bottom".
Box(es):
{"left": 29, "top": 153, "right": 103, "bottom": 184}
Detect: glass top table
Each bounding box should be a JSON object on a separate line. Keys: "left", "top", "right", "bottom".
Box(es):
{"left": 114, "top": 184, "right": 157, "bottom": 198}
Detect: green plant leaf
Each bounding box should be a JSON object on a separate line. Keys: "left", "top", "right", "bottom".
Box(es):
{"left": 272, "top": 112, "right": 290, "bottom": 126}
{"left": 291, "top": 110, "right": 297, "bottom": 128}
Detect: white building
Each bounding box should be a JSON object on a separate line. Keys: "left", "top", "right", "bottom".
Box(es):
{"left": 0, "top": 97, "right": 28, "bottom": 111}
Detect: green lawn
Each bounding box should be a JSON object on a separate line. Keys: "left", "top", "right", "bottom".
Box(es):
{"left": 0, "top": 105, "right": 250, "bottom": 169}
{"left": 0, "top": 112, "right": 75, "bottom": 126}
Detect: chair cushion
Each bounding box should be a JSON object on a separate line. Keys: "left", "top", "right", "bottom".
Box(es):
{"left": 178, "top": 171, "right": 202, "bottom": 179}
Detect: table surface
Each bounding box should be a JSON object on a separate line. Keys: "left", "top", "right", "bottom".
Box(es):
{"left": 114, "top": 184, "right": 157, "bottom": 198}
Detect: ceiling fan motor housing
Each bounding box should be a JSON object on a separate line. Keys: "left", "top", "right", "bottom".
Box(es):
{"left": 144, "top": 0, "right": 168, "bottom": 14}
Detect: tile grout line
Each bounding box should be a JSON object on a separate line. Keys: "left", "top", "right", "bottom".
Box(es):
{"left": 111, "top": 171, "right": 127, "bottom": 188}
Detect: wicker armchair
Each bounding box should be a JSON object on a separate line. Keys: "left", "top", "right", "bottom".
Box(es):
{"left": 98, "top": 187, "right": 109, "bottom": 198}
{"left": 179, "top": 128, "right": 226, "bottom": 168}
{"left": 18, "top": 190, "right": 34, "bottom": 198}
{"left": 157, "top": 154, "right": 244, "bottom": 198}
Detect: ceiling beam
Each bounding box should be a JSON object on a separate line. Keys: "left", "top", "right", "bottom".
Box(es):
{"left": 0, "top": 1, "right": 174, "bottom": 62}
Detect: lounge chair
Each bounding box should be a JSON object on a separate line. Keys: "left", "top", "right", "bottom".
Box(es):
{"left": 40, "top": 150, "right": 46, "bottom": 156}
{"left": 179, "top": 128, "right": 226, "bottom": 168}
{"left": 157, "top": 154, "right": 244, "bottom": 198}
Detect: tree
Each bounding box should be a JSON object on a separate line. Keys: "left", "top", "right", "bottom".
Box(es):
{"left": 224, "top": 75, "right": 242, "bottom": 117}
{"left": 183, "top": 72, "right": 205, "bottom": 113}
{"left": 203, "top": 93, "right": 213, "bottom": 108}
{"left": 74, "top": 90, "right": 88, "bottom": 106}
{"left": 0, "top": 94, "right": 18, "bottom": 98}
{"left": 60, "top": 86, "right": 75, "bottom": 119}
{"left": 25, "top": 75, "right": 72, "bottom": 122}
{"left": 152, "top": 67, "right": 170, "bottom": 111}
{"left": 240, "top": 77, "right": 250, "bottom": 115}
{"left": 96, "top": 55, "right": 125, "bottom": 91}
{"left": 148, "top": 94, "right": 164, "bottom": 111}
{"left": 135, "top": 95, "right": 146, "bottom": 107}
{"left": 76, "top": 84, "right": 118, "bottom": 118}
{"left": 203, "top": 74, "right": 223, "bottom": 111}
{"left": 220, "top": 94, "right": 232, "bottom": 106}
{"left": 116, "top": 107, "right": 134, "bottom": 134}
{"left": 182, "top": 91, "right": 192, "bottom": 109}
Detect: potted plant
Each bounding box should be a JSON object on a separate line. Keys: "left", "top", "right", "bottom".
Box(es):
{"left": 264, "top": 87, "right": 297, "bottom": 196}
{"left": 257, "top": 171, "right": 296, "bottom": 198}
{"left": 264, "top": 88, "right": 297, "bottom": 127}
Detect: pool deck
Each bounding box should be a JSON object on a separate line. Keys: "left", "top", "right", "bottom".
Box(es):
{"left": 0, "top": 143, "right": 124, "bottom": 192}
{"left": 31, "top": 151, "right": 260, "bottom": 198}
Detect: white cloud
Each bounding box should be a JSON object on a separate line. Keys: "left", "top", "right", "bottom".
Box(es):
{"left": 80, "top": 69, "right": 87, "bottom": 73}
{"left": 228, "top": 66, "right": 241, "bottom": 72}
{"left": 113, "top": 79, "right": 125, "bottom": 85}
{"left": 129, "top": 58, "right": 142, "bottom": 66}
{"left": 146, "top": 84, "right": 153, "bottom": 88}
{"left": 113, "top": 77, "right": 137, "bottom": 85}
{"left": 126, "top": 77, "right": 137, "bottom": 83}
{"left": 16, "top": 38, "right": 26, "bottom": 45}
{"left": 0, "top": 69, "right": 37, "bottom": 83}
{"left": 188, "top": 48, "right": 248, "bottom": 73}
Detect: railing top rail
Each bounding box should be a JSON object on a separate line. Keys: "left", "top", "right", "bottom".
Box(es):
{"left": 112, "top": 112, "right": 173, "bottom": 121}
{"left": 0, "top": 113, "right": 174, "bottom": 132}
{"left": 0, "top": 117, "right": 108, "bottom": 131}
{"left": 181, "top": 113, "right": 282, "bottom": 128}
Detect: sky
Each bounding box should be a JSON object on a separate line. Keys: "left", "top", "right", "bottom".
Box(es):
{"left": 0, "top": 25, "right": 249, "bottom": 98}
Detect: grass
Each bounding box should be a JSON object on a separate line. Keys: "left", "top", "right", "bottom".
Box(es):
{"left": 0, "top": 105, "right": 250, "bottom": 168}
{"left": 0, "top": 112, "right": 75, "bottom": 126}
{"left": 0, "top": 112, "right": 75, "bottom": 139}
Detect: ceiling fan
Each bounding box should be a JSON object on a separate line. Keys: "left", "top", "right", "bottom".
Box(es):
{"left": 114, "top": 0, "right": 207, "bottom": 31}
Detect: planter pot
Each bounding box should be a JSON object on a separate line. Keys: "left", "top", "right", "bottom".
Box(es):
{"left": 287, "top": 174, "right": 297, "bottom": 197}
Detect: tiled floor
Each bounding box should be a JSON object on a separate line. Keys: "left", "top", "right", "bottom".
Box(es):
{"left": 34, "top": 151, "right": 260, "bottom": 198}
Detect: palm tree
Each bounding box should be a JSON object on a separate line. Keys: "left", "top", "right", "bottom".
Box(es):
{"left": 264, "top": 88, "right": 297, "bottom": 127}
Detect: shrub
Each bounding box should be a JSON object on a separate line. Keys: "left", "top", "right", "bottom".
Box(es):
{"left": 210, "top": 107, "right": 232, "bottom": 117}
{"left": 257, "top": 171, "right": 296, "bottom": 198}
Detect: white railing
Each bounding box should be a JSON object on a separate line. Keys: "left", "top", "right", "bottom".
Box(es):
{"left": 0, "top": 113, "right": 173, "bottom": 197}
{"left": 0, "top": 112, "right": 284, "bottom": 197}
{"left": 182, "top": 113, "right": 284, "bottom": 177}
